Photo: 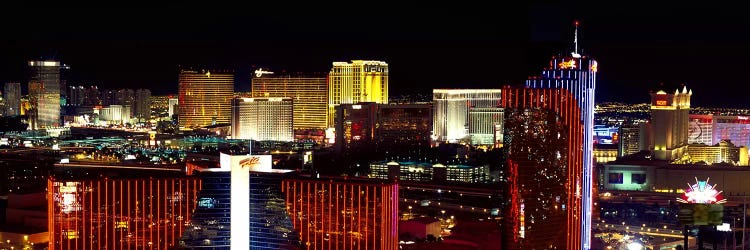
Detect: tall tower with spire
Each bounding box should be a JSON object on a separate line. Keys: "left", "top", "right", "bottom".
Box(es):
{"left": 650, "top": 85, "right": 692, "bottom": 160}
{"left": 513, "top": 20, "right": 597, "bottom": 250}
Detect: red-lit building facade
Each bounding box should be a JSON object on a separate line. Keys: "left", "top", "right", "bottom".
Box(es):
{"left": 501, "top": 87, "right": 584, "bottom": 250}
{"left": 281, "top": 177, "right": 399, "bottom": 250}
{"left": 48, "top": 177, "right": 202, "bottom": 250}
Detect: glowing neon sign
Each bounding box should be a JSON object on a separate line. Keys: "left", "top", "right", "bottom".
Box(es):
{"left": 677, "top": 177, "right": 727, "bottom": 204}
{"left": 558, "top": 59, "right": 577, "bottom": 69}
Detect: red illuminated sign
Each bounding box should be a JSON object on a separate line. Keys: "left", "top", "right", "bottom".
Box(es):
{"left": 656, "top": 100, "right": 667, "bottom": 106}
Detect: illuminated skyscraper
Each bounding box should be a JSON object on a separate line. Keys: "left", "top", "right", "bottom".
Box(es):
{"left": 135, "top": 89, "right": 151, "bottom": 121}
{"left": 649, "top": 86, "right": 691, "bottom": 160}
{"left": 281, "top": 177, "right": 399, "bottom": 250}
{"left": 502, "top": 87, "right": 585, "bottom": 250}
{"left": 67, "top": 86, "right": 85, "bottom": 106}
{"left": 4, "top": 82, "right": 21, "bottom": 116}
{"left": 328, "top": 60, "right": 388, "bottom": 127}
{"left": 178, "top": 70, "right": 234, "bottom": 129}
{"left": 28, "top": 60, "right": 65, "bottom": 128}
{"left": 521, "top": 22, "right": 597, "bottom": 250}
{"left": 468, "top": 107, "right": 504, "bottom": 146}
{"left": 251, "top": 71, "right": 328, "bottom": 131}
{"left": 231, "top": 97, "right": 294, "bottom": 141}
{"left": 48, "top": 177, "right": 202, "bottom": 250}
{"left": 618, "top": 123, "right": 645, "bottom": 157}
{"left": 432, "top": 89, "right": 502, "bottom": 143}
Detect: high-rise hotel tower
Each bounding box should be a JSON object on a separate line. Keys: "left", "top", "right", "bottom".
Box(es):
{"left": 251, "top": 70, "right": 327, "bottom": 131}
{"left": 28, "top": 60, "right": 65, "bottom": 128}
{"left": 178, "top": 69, "right": 234, "bottom": 129}
{"left": 432, "top": 89, "right": 502, "bottom": 143}
{"left": 328, "top": 60, "right": 388, "bottom": 128}
{"left": 518, "top": 22, "right": 597, "bottom": 250}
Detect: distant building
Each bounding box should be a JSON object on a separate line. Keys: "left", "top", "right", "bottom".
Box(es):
{"left": 688, "top": 114, "right": 714, "bottom": 145}
{"left": 335, "top": 102, "right": 378, "bottom": 152}
{"left": 713, "top": 115, "right": 750, "bottom": 148}
{"left": 376, "top": 103, "right": 432, "bottom": 150}
{"left": 67, "top": 85, "right": 85, "bottom": 106}
{"left": 178, "top": 70, "right": 234, "bottom": 129}
{"left": 618, "top": 123, "right": 644, "bottom": 157}
{"left": 369, "top": 161, "right": 490, "bottom": 183}
{"left": 28, "top": 60, "right": 65, "bottom": 128}
{"left": 96, "top": 105, "right": 131, "bottom": 125}
{"left": 231, "top": 97, "right": 293, "bottom": 141}
{"left": 683, "top": 140, "right": 749, "bottom": 166}
{"left": 168, "top": 98, "right": 179, "bottom": 118}
{"left": 649, "top": 86, "right": 691, "bottom": 160}
{"left": 134, "top": 89, "right": 151, "bottom": 121}
{"left": 468, "top": 107, "right": 503, "bottom": 146}
{"left": 328, "top": 60, "right": 388, "bottom": 127}
{"left": 251, "top": 71, "right": 328, "bottom": 131}
{"left": 594, "top": 144, "right": 618, "bottom": 164}
{"left": 3, "top": 82, "right": 21, "bottom": 116}
{"left": 432, "top": 89, "right": 502, "bottom": 143}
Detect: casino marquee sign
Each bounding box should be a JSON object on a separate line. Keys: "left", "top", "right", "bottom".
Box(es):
{"left": 677, "top": 177, "right": 725, "bottom": 226}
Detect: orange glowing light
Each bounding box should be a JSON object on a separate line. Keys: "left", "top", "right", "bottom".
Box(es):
{"left": 656, "top": 100, "right": 667, "bottom": 106}
{"left": 559, "top": 60, "right": 577, "bottom": 69}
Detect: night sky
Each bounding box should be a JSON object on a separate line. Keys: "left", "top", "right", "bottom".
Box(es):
{"left": 1, "top": 4, "right": 748, "bottom": 107}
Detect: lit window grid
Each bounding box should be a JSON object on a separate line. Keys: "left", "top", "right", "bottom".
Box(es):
{"left": 4, "top": 82, "right": 21, "bottom": 116}
{"left": 48, "top": 177, "right": 202, "bottom": 250}
{"left": 445, "top": 165, "right": 489, "bottom": 183}
{"left": 618, "top": 126, "right": 642, "bottom": 157}
{"left": 251, "top": 77, "right": 328, "bottom": 130}
{"left": 713, "top": 122, "right": 750, "bottom": 148}
{"left": 178, "top": 71, "right": 234, "bottom": 128}
{"left": 328, "top": 61, "right": 388, "bottom": 127}
{"left": 469, "top": 108, "right": 504, "bottom": 145}
{"left": 232, "top": 98, "right": 294, "bottom": 141}
{"left": 526, "top": 56, "right": 596, "bottom": 250}
{"left": 432, "top": 89, "right": 502, "bottom": 142}
{"left": 282, "top": 179, "right": 399, "bottom": 250}
{"left": 686, "top": 144, "right": 740, "bottom": 165}
{"left": 502, "top": 87, "right": 584, "bottom": 250}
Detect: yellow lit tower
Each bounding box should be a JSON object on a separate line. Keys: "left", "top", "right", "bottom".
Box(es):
{"left": 650, "top": 85, "right": 691, "bottom": 160}
{"left": 327, "top": 60, "right": 388, "bottom": 128}
{"left": 178, "top": 69, "right": 234, "bottom": 129}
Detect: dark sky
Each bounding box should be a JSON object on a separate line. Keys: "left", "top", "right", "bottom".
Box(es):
{"left": 1, "top": 4, "right": 748, "bottom": 107}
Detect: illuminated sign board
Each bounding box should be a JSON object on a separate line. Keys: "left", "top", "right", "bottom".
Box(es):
{"left": 558, "top": 59, "right": 577, "bottom": 69}
{"left": 254, "top": 68, "right": 274, "bottom": 77}
{"left": 677, "top": 177, "right": 726, "bottom": 204}
{"left": 59, "top": 182, "right": 78, "bottom": 193}
{"left": 656, "top": 100, "right": 667, "bottom": 106}
{"left": 219, "top": 153, "right": 272, "bottom": 172}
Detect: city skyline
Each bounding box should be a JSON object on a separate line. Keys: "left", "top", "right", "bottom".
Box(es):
{"left": 1, "top": 4, "right": 749, "bottom": 107}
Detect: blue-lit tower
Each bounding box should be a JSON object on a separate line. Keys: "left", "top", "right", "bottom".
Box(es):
{"left": 525, "top": 21, "right": 597, "bottom": 250}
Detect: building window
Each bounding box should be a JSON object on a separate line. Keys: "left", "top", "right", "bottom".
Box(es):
{"left": 608, "top": 173, "right": 623, "bottom": 184}
{"left": 631, "top": 173, "right": 646, "bottom": 184}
